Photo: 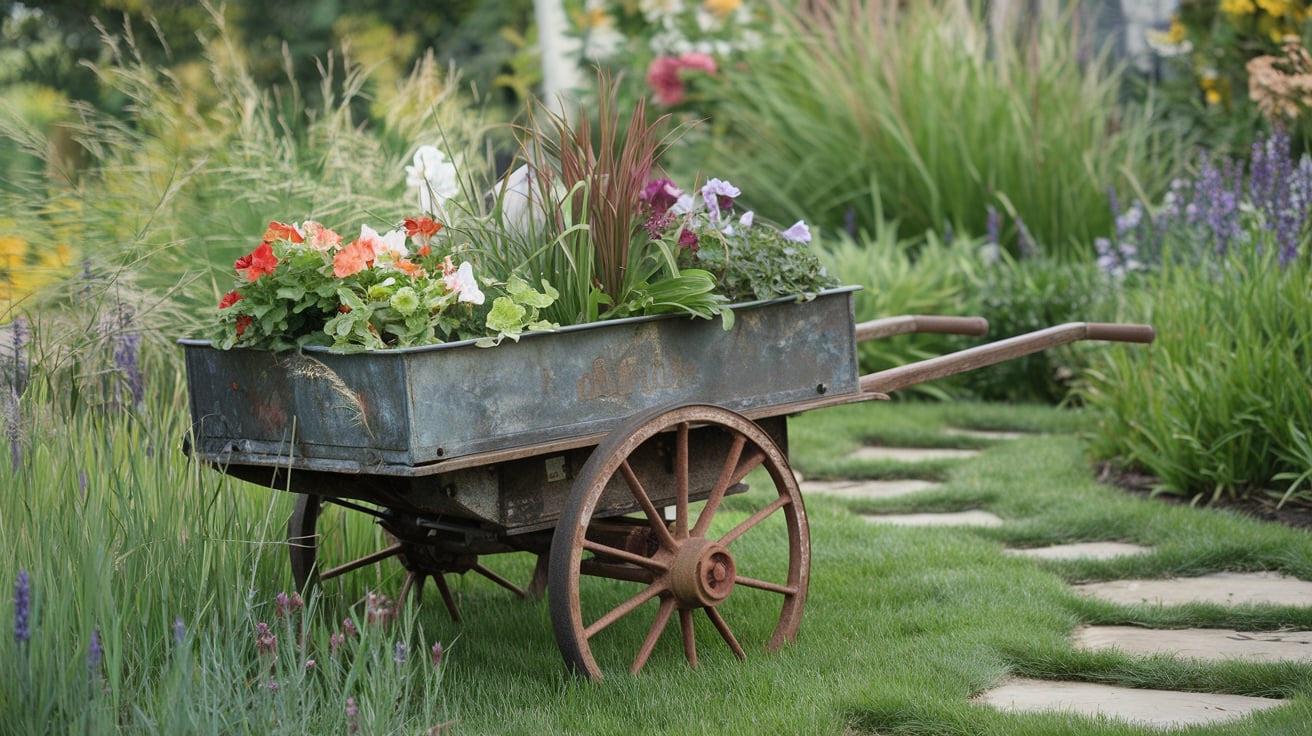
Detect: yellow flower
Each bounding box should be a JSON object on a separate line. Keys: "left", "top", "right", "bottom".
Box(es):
{"left": 39, "top": 244, "right": 74, "bottom": 270}
{"left": 1205, "top": 88, "right": 1224, "bottom": 105}
{"left": 1167, "top": 17, "right": 1187, "bottom": 44}
{"left": 577, "top": 7, "right": 612, "bottom": 29}
{"left": 1200, "top": 74, "right": 1227, "bottom": 105}
{"left": 704, "top": 0, "right": 742, "bottom": 18}
{"left": 0, "top": 235, "right": 28, "bottom": 271}
{"left": 1256, "top": 0, "right": 1293, "bottom": 16}
{"left": 1221, "top": 0, "right": 1257, "bottom": 14}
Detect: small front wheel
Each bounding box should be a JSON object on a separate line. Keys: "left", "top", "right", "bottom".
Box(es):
{"left": 548, "top": 404, "right": 810, "bottom": 680}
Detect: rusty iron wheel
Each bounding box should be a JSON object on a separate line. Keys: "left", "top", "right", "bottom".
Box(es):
{"left": 286, "top": 495, "right": 530, "bottom": 621}
{"left": 548, "top": 404, "right": 810, "bottom": 681}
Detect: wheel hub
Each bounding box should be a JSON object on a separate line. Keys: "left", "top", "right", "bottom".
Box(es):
{"left": 668, "top": 537, "right": 736, "bottom": 608}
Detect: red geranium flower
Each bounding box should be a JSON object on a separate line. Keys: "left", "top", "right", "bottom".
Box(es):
{"left": 218, "top": 290, "right": 242, "bottom": 309}
{"left": 263, "top": 221, "right": 304, "bottom": 244}
{"left": 235, "top": 242, "right": 279, "bottom": 281}
{"left": 403, "top": 216, "right": 442, "bottom": 240}
{"left": 235, "top": 315, "right": 253, "bottom": 337}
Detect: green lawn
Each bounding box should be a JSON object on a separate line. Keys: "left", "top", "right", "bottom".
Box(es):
{"left": 4, "top": 400, "right": 1311, "bottom": 734}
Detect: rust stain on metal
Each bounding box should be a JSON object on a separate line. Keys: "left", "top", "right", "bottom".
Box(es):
{"left": 577, "top": 353, "right": 698, "bottom": 401}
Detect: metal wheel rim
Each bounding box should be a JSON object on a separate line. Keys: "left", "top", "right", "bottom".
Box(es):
{"left": 548, "top": 403, "right": 810, "bottom": 681}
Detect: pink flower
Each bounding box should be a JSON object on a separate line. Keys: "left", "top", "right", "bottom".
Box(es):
{"left": 646, "top": 54, "right": 719, "bottom": 106}
{"left": 333, "top": 239, "right": 376, "bottom": 278}
{"left": 275, "top": 591, "right": 303, "bottom": 618}
{"left": 678, "top": 228, "right": 699, "bottom": 252}
{"left": 365, "top": 592, "right": 395, "bottom": 626}
{"left": 641, "top": 178, "right": 683, "bottom": 214}
{"left": 255, "top": 622, "right": 277, "bottom": 655}
{"left": 431, "top": 641, "right": 444, "bottom": 668}
{"left": 302, "top": 220, "right": 342, "bottom": 251}
{"left": 678, "top": 52, "right": 717, "bottom": 75}
{"left": 442, "top": 262, "right": 485, "bottom": 305}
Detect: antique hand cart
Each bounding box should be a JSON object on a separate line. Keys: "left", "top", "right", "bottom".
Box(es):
{"left": 180, "top": 286, "right": 1153, "bottom": 679}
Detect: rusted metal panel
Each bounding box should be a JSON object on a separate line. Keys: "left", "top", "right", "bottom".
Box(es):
{"left": 181, "top": 287, "right": 858, "bottom": 471}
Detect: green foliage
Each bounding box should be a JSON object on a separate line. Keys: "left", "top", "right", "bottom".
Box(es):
{"left": 966, "top": 255, "right": 1118, "bottom": 403}
{"left": 817, "top": 225, "right": 981, "bottom": 400}
{"left": 1080, "top": 247, "right": 1312, "bottom": 505}
{"left": 692, "top": 221, "right": 838, "bottom": 302}
{"left": 709, "top": 0, "right": 1185, "bottom": 257}
{"left": 477, "top": 276, "right": 560, "bottom": 345}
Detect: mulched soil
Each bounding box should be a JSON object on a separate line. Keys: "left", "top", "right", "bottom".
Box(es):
{"left": 1096, "top": 462, "right": 1312, "bottom": 531}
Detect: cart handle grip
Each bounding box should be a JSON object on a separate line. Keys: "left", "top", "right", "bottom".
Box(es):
{"left": 854, "top": 315, "right": 989, "bottom": 342}
{"left": 859, "top": 321, "right": 1155, "bottom": 394}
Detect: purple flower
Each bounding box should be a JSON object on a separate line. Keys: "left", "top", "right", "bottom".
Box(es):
{"left": 255, "top": 622, "right": 277, "bottom": 655}
{"left": 113, "top": 330, "right": 143, "bottom": 407}
{"left": 643, "top": 209, "right": 674, "bottom": 239}
{"left": 985, "top": 205, "right": 1001, "bottom": 246}
{"left": 346, "top": 696, "right": 360, "bottom": 734}
{"left": 88, "top": 627, "right": 103, "bottom": 672}
{"left": 173, "top": 617, "right": 185, "bottom": 645}
{"left": 780, "top": 220, "right": 812, "bottom": 244}
{"left": 305, "top": 658, "right": 316, "bottom": 670}
{"left": 329, "top": 631, "right": 346, "bottom": 654}
{"left": 640, "top": 179, "right": 683, "bottom": 215}
{"left": 700, "top": 178, "right": 740, "bottom": 219}
{"left": 738, "top": 211, "right": 754, "bottom": 228}
{"left": 275, "top": 591, "right": 303, "bottom": 618}
{"left": 393, "top": 641, "right": 408, "bottom": 664}
{"left": 4, "top": 387, "right": 20, "bottom": 470}
{"left": 431, "top": 640, "right": 444, "bottom": 668}
{"left": 266, "top": 678, "right": 279, "bottom": 693}
{"left": 677, "top": 228, "right": 699, "bottom": 252}
{"left": 5, "top": 317, "right": 29, "bottom": 398}
{"left": 13, "top": 569, "right": 29, "bottom": 644}
{"left": 342, "top": 617, "right": 358, "bottom": 638}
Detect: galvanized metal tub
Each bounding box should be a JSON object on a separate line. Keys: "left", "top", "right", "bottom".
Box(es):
{"left": 180, "top": 286, "right": 860, "bottom": 473}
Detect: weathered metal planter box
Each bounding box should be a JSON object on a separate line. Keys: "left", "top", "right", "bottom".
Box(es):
{"left": 180, "top": 287, "right": 860, "bottom": 473}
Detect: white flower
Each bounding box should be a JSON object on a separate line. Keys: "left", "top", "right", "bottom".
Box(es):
{"left": 443, "top": 261, "right": 485, "bottom": 305}
{"left": 671, "top": 193, "right": 699, "bottom": 215}
{"left": 361, "top": 224, "right": 408, "bottom": 260}
{"left": 780, "top": 220, "right": 812, "bottom": 244}
{"left": 739, "top": 210, "right": 754, "bottom": 228}
{"left": 639, "top": 0, "right": 683, "bottom": 22}
{"left": 405, "top": 146, "right": 459, "bottom": 215}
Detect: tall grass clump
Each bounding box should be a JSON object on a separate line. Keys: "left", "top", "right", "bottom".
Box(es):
{"left": 709, "top": 0, "right": 1184, "bottom": 257}
{"left": 1080, "top": 131, "right": 1312, "bottom": 505}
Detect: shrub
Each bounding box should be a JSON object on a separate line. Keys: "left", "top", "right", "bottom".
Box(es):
{"left": 1080, "top": 248, "right": 1312, "bottom": 505}
{"left": 818, "top": 225, "right": 980, "bottom": 399}
{"left": 706, "top": 0, "right": 1184, "bottom": 257}
{"left": 963, "top": 254, "right": 1118, "bottom": 403}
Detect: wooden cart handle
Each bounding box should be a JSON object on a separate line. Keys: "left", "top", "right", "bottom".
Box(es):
{"left": 859, "top": 322, "right": 1155, "bottom": 394}
{"left": 854, "top": 315, "right": 989, "bottom": 342}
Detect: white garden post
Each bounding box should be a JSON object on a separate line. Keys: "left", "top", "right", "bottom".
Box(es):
{"left": 534, "top": 0, "right": 582, "bottom": 115}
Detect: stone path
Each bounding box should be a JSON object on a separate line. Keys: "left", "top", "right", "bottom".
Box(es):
{"left": 976, "top": 677, "right": 1284, "bottom": 728}
{"left": 861, "top": 510, "right": 1003, "bottom": 528}
{"left": 802, "top": 479, "right": 938, "bottom": 500}
{"left": 1074, "top": 571, "right": 1312, "bottom": 607}
{"left": 1073, "top": 625, "right": 1312, "bottom": 663}
{"left": 1005, "top": 542, "right": 1152, "bottom": 561}
{"left": 847, "top": 446, "right": 980, "bottom": 463}
{"left": 829, "top": 428, "right": 1308, "bottom": 731}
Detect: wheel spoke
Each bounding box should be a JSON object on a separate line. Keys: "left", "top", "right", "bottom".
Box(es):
{"left": 619, "top": 461, "right": 678, "bottom": 552}
{"left": 583, "top": 539, "right": 668, "bottom": 572}
{"left": 675, "top": 422, "right": 690, "bottom": 539}
{"left": 584, "top": 581, "right": 664, "bottom": 639}
{"left": 728, "top": 447, "right": 766, "bottom": 488}
{"left": 705, "top": 607, "right": 746, "bottom": 660}
{"left": 472, "top": 563, "right": 528, "bottom": 599}
{"left": 318, "top": 542, "right": 403, "bottom": 581}
{"left": 735, "top": 575, "right": 797, "bottom": 596}
{"left": 629, "top": 596, "right": 676, "bottom": 675}
{"left": 679, "top": 609, "right": 698, "bottom": 668}
{"left": 718, "top": 495, "right": 790, "bottom": 546}
{"left": 580, "top": 559, "right": 655, "bottom": 584}
{"left": 433, "top": 573, "right": 461, "bottom": 622}
{"left": 691, "top": 433, "right": 747, "bottom": 538}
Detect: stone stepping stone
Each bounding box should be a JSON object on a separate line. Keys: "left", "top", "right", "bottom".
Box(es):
{"left": 862, "top": 510, "right": 1003, "bottom": 528}
{"left": 942, "top": 427, "right": 1028, "bottom": 441}
{"left": 1006, "top": 542, "right": 1152, "bottom": 561}
{"left": 1074, "top": 571, "right": 1312, "bottom": 607}
{"left": 802, "top": 479, "right": 938, "bottom": 500}
{"left": 976, "top": 677, "right": 1283, "bottom": 728}
{"left": 1073, "top": 625, "right": 1312, "bottom": 663}
{"left": 847, "top": 446, "right": 980, "bottom": 463}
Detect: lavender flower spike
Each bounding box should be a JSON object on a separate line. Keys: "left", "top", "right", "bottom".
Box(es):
{"left": 13, "top": 569, "right": 30, "bottom": 643}
{"left": 780, "top": 220, "right": 812, "bottom": 244}
{"left": 88, "top": 627, "right": 103, "bottom": 672}
{"left": 173, "top": 617, "right": 185, "bottom": 645}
